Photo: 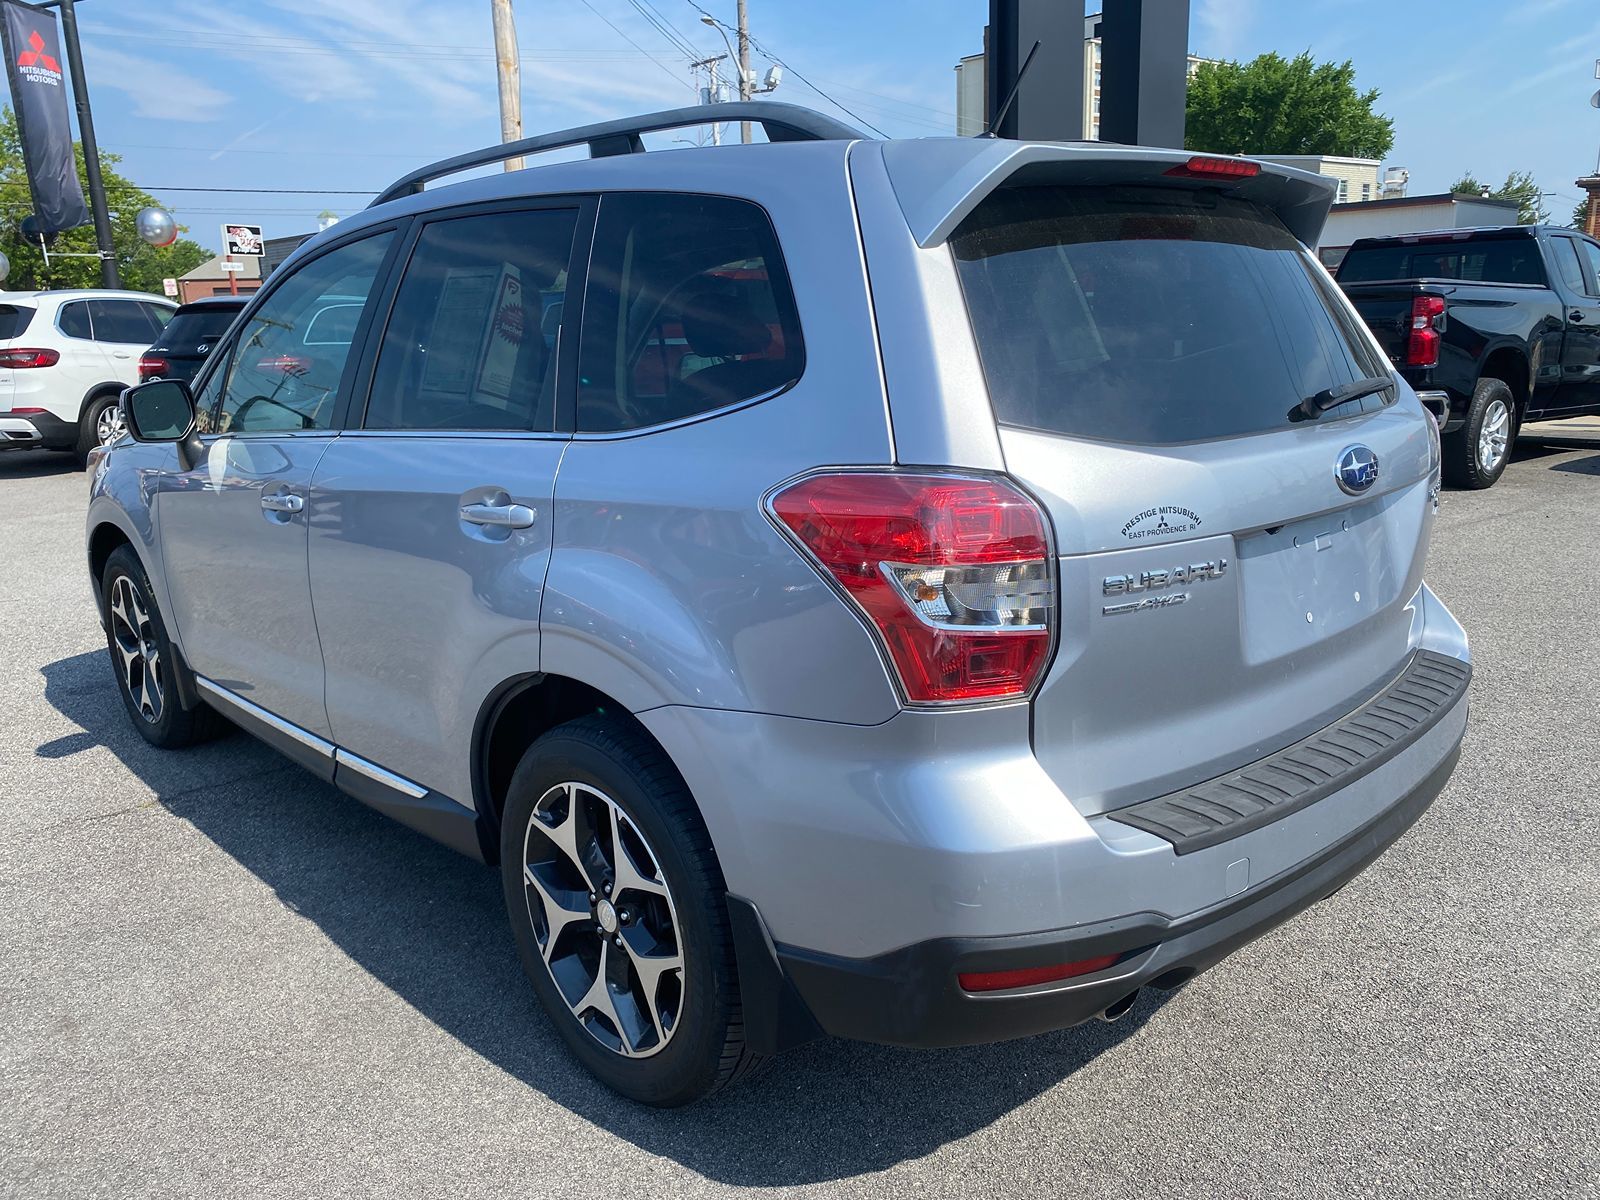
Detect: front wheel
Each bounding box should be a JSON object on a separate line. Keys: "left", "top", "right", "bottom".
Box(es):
{"left": 1442, "top": 377, "right": 1514, "bottom": 489}
{"left": 499, "top": 715, "right": 762, "bottom": 1106}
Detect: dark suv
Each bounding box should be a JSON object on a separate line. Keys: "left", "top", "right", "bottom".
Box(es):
{"left": 138, "top": 296, "right": 248, "bottom": 384}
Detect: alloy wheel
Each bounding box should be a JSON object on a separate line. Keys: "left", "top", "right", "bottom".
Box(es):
{"left": 96, "top": 401, "right": 127, "bottom": 447}
{"left": 522, "top": 781, "right": 685, "bottom": 1058}
{"left": 109, "top": 575, "right": 163, "bottom": 723}
{"left": 1478, "top": 398, "right": 1510, "bottom": 474}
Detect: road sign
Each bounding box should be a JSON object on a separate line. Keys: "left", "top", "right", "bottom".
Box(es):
{"left": 161, "top": 277, "right": 177, "bottom": 296}
{"left": 221, "top": 223, "right": 264, "bottom": 256}
{"left": 218, "top": 260, "right": 245, "bottom": 272}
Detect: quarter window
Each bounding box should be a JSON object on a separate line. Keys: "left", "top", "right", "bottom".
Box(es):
{"left": 214, "top": 232, "right": 393, "bottom": 434}
{"left": 365, "top": 208, "right": 577, "bottom": 431}
{"left": 576, "top": 193, "right": 804, "bottom": 433}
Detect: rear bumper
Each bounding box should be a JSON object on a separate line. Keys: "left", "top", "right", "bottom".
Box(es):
{"left": 774, "top": 737, "right": 1460, "bottom": 1048}
{"left": 0, "top": 410, "right": 75, "bottom": 449}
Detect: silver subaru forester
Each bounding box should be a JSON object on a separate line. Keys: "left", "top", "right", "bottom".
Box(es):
{"left": 88, "top": 104, "right": 1470, "bottom": 1106}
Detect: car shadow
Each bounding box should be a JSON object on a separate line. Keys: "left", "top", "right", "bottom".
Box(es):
{"left": 0, "top": 450, "right": 80, "bottom": 479}
{"left": 1510, "top": 435, "right": 1600, "bottom": 476}
{"left": 38, "top": 648, "right": 1168, "bottom": 1186}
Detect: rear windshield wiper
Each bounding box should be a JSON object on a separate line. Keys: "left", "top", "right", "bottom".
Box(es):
{"left": 1291, "top": 375, "right": 1394, "bottom": 422}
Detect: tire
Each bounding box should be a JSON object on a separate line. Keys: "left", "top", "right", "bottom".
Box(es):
{"left": 101, "top": 545, "right": 226, "bottom": 749}
{"left": 1441, "top": 377, "right": 1515, "bottom": 489}
{"left": 499, "top": 714, "right": 763, "bottom": 1106}
{"left": 75, "top": 392, "right": 124, "bottom": 465}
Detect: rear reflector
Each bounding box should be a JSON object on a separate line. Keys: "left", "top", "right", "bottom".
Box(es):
{"left": 0, "top": 347, "right": 60, "bottom": 368}
{"left": 1165, "top": 155, "right": 1261, "bottom": 180}
{"left": 769, "top": 471, "right": 1055, "bottom": 704}
{"left": 958, "top": 955, "right": 1121, "bottom": 993}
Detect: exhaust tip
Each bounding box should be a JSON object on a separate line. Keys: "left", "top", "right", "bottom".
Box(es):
{"left": 1097, "top": 989, "right": 1140, "bottom": 1023}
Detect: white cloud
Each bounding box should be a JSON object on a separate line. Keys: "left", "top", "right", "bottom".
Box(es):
{"left": 81, "top": 43, "right": 230, "bottom": 121}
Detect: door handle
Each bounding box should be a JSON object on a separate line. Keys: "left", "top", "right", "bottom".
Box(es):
{"left": 112, "top": 351, "right": 132, "bottom": 358}
{"left": 460, "top": 501, "right": 536, "bottom": 529}
{"left": 261, "top": 493, "right": 305, "bottom": 514}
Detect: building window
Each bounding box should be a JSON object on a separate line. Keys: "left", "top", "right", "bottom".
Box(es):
{"left": 1336, "top": 179, "right": 1349, "bottom": 204}
{"left": 1361, "top": 182, "right": 1372, "bottom": 202}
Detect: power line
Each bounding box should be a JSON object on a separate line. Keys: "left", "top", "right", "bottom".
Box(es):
{"left": 132, "top": 186, "right": 378, "bottom": 195}
{"left": 624, "top": 0, "right": 700, "bottom": 60}
{"left": 574, "top": 0, "right": 696, "bottom": 91}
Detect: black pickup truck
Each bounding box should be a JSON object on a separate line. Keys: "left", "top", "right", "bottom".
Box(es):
{"left": 1337, "top": 225, "right": 1600, "bottom": 488}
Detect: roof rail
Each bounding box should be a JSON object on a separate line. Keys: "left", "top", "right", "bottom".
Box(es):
{"left": 368, "top": 102, "right": 868, "bottom": 208}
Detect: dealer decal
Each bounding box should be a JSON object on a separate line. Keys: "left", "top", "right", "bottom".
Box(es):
{"left": 1120, "top": 505, "right": 1203, "bottom": 541}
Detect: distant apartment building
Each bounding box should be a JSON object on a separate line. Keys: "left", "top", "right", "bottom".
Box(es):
{"left": 954, "top": 13, "right": 1207, "bottom": 140}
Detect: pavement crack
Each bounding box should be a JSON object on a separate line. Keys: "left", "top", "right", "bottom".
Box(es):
{"left": 41, "top": 763, "right": 306, "bottom": 832}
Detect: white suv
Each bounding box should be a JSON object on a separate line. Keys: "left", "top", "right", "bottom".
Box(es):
{"left": 0, "top": 289, "right": 177, "bottom": 462}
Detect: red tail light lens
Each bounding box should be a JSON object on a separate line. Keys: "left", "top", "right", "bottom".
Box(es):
{"left": 769, "top": 471, "right": 1055, "bottom": 704}
{"left": 1406, "top": 295, "right": 1446, "bottom": 367}
{"left": 958, "top": 954, "right": 1120, "bottom": 993}
{"left": 1165, "top": 155, "right": 1261, "bottom": 180}
{"left": 0, "top": 348, "right": 60, "bottom": 368}
{"left": 138, "top": 355, "right": 170, "bottom": 381}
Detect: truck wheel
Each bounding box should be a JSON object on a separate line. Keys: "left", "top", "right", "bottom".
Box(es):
{"left": 499, "top": 715, "right": 763, "bottom": 1106}
{"left": 1442, "top": 378, "right": 1514, "bottom": 489}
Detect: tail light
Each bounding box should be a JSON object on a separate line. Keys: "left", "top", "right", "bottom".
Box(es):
{"left": 769, "top": 471, "right": 1055, "bottom": 704}
{"left": 1165, "top": 155, "right": 1261, "bottom": 180}
{"left": 138, "top": 355, "right": 170, "bottom": 381}
{"left": 0, "top": 348, "right": 59, "bottom": 368}
{"left": 1406, "top": 295, "right": 1446, "bottom": 368}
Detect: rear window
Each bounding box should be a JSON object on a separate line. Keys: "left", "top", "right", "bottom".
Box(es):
{"left": 951, "top": 187, "right": 1389, "bottom": 445}
{"left": 0, "top": 304, "right": 34, "bottom": 339}
{"left": 156, "top": 308, "right": 240, "bottom": 351}
{"left": 1337, "top": 238, "right": 1547, "bottom": 286}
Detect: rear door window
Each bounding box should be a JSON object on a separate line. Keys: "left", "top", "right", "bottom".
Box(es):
{"left": 364, "top": 206, "right": 578, "bottom": 431}
{"left": 576, "top": 193, "right": 804, "bottom": 433}
{"left": 87, "top": 299, "right": 163, "bottom": 344}
{"left": 1580, "top": 240, "right": 1600, "bottom": 298}
{"left": 1551, "top": 237, "right": 1589, "bottom": 294}
{"left": 951, "top": 187, "right": 1390, "bottom": 445}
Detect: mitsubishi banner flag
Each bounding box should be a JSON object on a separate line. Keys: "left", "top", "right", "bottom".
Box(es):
{"left": 0, "top": 0, "right": 88, "bottom": 234}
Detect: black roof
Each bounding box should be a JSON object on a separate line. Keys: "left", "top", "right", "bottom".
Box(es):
{"left": 174, "top": 296, "right": 250, "bottom": 314}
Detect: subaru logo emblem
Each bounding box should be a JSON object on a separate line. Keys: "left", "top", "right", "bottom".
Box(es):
{"left": 1335, "top": 445, "right": 1380, "bottom": 495}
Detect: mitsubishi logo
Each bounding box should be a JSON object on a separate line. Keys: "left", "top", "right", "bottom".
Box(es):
{"left": 17, "top": 31, "right": 60, "bottom": 74}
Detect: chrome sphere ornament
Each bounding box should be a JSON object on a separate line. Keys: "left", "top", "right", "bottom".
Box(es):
{"left": 0, "top": 249, "right": 9, "bottom": 284}
{"left": 135, "top": 206, "right": 179, "bottom": 248}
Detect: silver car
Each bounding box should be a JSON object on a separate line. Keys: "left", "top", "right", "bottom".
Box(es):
{"left": 88, "top": 104, "right": 1470, "bottom": 1107}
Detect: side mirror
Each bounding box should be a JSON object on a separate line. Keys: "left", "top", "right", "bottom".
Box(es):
{"left": 121, "top": 379, "right": 203, "bottom": 469}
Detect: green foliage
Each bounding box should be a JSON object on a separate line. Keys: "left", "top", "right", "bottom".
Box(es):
{"left": 1185, "top": 51, "right": 1395, "bottom": 159}
{"left": 1575, "top": 198, "right": 1592, "bottom": 231}
{"left": 0, "top": 107, "right": 210, "bottom": 292}
{"left": 1448, "top": 170, "right": 1549, "bottom": 225}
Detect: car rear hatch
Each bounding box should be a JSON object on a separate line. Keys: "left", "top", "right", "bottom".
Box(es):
{"left": 925, "top": 151, "right": 1437, "bottom": 817}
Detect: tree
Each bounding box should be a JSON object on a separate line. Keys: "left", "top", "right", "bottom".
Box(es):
{"left": 0, "top": 107, "right": 210, "bottom": 292}
{"left": 1446, "top": 170, "right": 1549, "bottom": 225}
{"left": 1185, "top": 51, "right": 1394, "bottom": 160}
{"left": 1575, "top": 198, "right": 1592, "bottom": 231}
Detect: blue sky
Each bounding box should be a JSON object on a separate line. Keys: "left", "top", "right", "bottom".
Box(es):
{"left": 68, "top": 0, "right": 1600, "bottom": 245}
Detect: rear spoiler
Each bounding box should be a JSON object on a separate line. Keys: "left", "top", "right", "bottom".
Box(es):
{"left": 872, "top": 139, "right": 1337, "bottom": 249}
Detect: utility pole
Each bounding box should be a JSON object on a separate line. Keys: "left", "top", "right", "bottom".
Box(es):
{"left": 50, "top": 0, "right": 118, "bottom": 288}
{"left": 690, "top": 54, "right": 727, "bottom": 144}
{"left": 737, "top": 0, "right": 751, "bottom": 144}
{"left": 490, "top": 0, "right": 524, "bottom": 171}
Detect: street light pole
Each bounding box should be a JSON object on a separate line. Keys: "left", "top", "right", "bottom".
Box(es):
{"left": 51, "top": 0, "right": 118, "bottom": 288}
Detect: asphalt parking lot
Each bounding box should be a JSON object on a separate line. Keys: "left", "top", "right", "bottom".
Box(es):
{"left": 2, "top": 426, "right": 1597, "bottom": 1199}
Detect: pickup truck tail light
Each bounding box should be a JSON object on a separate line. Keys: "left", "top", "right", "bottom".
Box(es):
{"left": 1406, "top": 295, "right": 1446, "bottom": 368}
{"left": 769, "top": 471, "right": 1055, "bottom": 704}
{"left": 0, "top": 347, "right": 60, "bottom": 368}
{"left": 138, "top": 355, "right": 170, "bottom": 381}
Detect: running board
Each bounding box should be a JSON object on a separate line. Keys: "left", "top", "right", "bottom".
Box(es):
{"left": 195, "top": 677, "right": 487, "bottom": 862}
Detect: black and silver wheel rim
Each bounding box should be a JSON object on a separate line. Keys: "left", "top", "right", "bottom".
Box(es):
{"left": 522, "top": 782, "right": 685, "bottom": 1058}
{"left": 96, "top": 402, "right": 127, "bottom": 447}
{"left": 109, "top": 575, "right": 163, "bottom": 723}
{"left": 1478, "top": 398, "right": 1510, "bottom": 474}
